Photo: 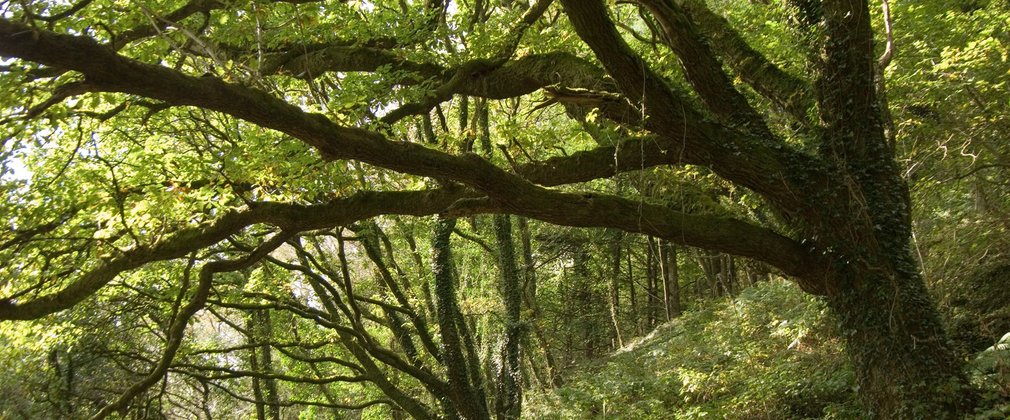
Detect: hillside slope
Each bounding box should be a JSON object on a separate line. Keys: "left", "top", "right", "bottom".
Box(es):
{"left": 526, "top": 278, "right": 1010, "bottom": 419}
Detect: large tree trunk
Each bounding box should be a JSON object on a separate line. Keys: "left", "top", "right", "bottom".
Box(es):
{"left": 551, "top": 0, "right": 984, "bottom": 413}
{"left": 825, "top": 245, "right": 975, "bottom": 417}
{"left": 810, "top": 0, "right": 978, "bottom": 414}
{"left": 0, "top": 0, "right": 984, "bottom": 417}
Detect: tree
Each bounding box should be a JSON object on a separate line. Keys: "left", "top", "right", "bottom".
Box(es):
{"left": 0, "top": 0, "right": 976, "bottom": 417}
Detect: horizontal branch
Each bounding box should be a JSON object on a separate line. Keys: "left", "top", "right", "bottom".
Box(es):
{"left": 273, "top": 46, "right": 611, "bottom": 99}
{"left": 0, "top": 18, "right": 828, "bottom": 314}
{"left": 517, "top": 135, "right": 672, "bottom": 186}
{"left": 0, "top": 188, "right": 471, "bottom": 320}
{"left": 441, "top": 175, "right": 820, "bottom": 282}
{"left": 172, "top": 362, "right": 369, "bottom": 384}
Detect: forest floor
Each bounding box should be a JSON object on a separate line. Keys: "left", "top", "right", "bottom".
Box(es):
{"left": 524, "top": 280, "right": 1010, "bottom": 419}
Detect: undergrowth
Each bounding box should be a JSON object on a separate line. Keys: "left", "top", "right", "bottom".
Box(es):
{"left": 525, "top": 278, "right": 1010, "bottom": 418}
{"left": 524, "top": 280, "right": 858, "bottom": 419}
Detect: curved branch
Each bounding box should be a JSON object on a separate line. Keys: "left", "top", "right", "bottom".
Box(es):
{"left": 90, "top": 231, "right": 292, "bottom": 419}
{"left": 0, "top": 18, "right": 824, "bottom": 296}
{"left": 172, "top": 362, "right": 369, "bottom": 384}
{"left": 22, "top": 0, "right": 96, "bottom": 23}
{"left": 111, "top": 0, "right": 328, "bottom": 50}
{"left": 0, "top": 188, "right": 471, "bottom": 320}
{"left": 677, "top": 0, "right": 815, "bottom": 125}
{"left": 110, "top": 0, "right": 225, "bottom": 50}
{"left": 179, "top": 374, "right": 392, "bottom": 411}
{"left": 557, "top": 0, "right": 821, "bottom": 214}
{"left": 0, "top": 16, "right": 817, "bottom": 211}
{"left": 637, "top": 0, "right": 775, "bottom": 138}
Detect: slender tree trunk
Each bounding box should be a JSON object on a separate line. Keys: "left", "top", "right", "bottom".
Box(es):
{"left": 627, "top": 249, "right": 639, "bottom": 335}
{"left": 608, "top": 230, "right": 624, "bottom": 347}
{"left": 721, "top": 255, "right": 737, "bottom": 297}
{"left": 247, "top": 315, "right": 266, "bottom": 420}
{"left": 517, "top": 217, "right": 560, "bottom": 387}
{"left": 200, "top": 380, "right": 213, "bottom": 420}
{"left": 296, "top": 238, "right": 440, "bottom": 419}
{"left": 697, "top": 250, "right": 723, "bottom": 297}
{"left": 744, "top": 261, "right": 770, "bottom": 288}
{"left": 47, "top": 348, "right": 75, "bottom": 416}
{"left": 659, "top": 240, "right": 681, "bottom": 320}
{"left": 518, "top": 217, "right": 537, "bottom": 304}
{"left": 645, "top": 236, "right": 658, "bottom": 328}
{"left": 572, "top": 245, "right": 595, "bottom": 358}
{"left": 692, "top": 252, "right": 703, "bottom": 299}
{"left": 396, "top": 218, "right": 438, "bottom": 320}
{"left": 473, "top": 97, "right": 524, "bottom": 416}
{"left": 358, "top": 222, "right": 444, "bottom": 364}
{"left": 252, "top": 309, "right": 280, "bottom": 420}
{"left": 492, "top": 214, "right": 523, "bottom": 419}
{"left": 431, "top": 216, "right": 491, "bottom": 420}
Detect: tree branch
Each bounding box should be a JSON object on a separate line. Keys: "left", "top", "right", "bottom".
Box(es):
{"left": 676, "top": 0, "right": 815, "bottom": 126}
{"left": 90, "top": 231, "right": 292, "bottom": 419}
{"left": 0, "top": 188, "right": 472, "bottom": 320}
{"left": 637, "top": 0, "right": 775, "bottom": 138}
{"left": 557, "top": 0, "right": 820, "bottom": 214}
{"left": 0, "top": 18, "right": 825, "bottom": 301}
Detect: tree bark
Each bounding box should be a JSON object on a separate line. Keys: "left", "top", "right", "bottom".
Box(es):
{"left": 0, "top": 1, "right": 983, "bottom": 417}
{"left": 492, "top": 215, "right": 523, "bottom": 419}
{"left": 827, "top": 252, "right": 975, "bottom": 417}
{"left": 628, "top": 249, "right": 639, "bottom": 336}
{"left": 571, "top": 243, "right": 596, "bottom": 358}
{"left": 431, "top": 217, "right": 491, "bottom": 420}
{"left": 517, "top": 217, "right": 561, "bottom": 387}
{"left": 556, "top": 1, "right": 978, "bottom": 416}
{"left": 252, "top": 309, "right": 281, "bottom": 420}
{"left": 697, "top": 250, "right": 721, "bottom": 297}
{"left": 247, "top": 315, "right": 266, "bottom": 420}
